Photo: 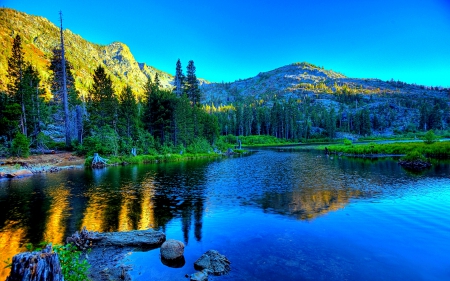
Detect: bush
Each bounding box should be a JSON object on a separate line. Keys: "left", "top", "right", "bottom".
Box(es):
{"left": 11, "top": 133, "right": 30, "bottom": 157}
{"left": 53, "top": 243, "right": 90, "bottom": 281}
{"left": 423, "top": 130, "right": 438, "bottom": 144}
{"left": 343, "top": 139, "right": 352, "bottom": 146}
{"left": 187, "top": 138, "right": 212, "bottom": 154}
{"left": 401, "top": 150, "right": 427, "bottom": 162}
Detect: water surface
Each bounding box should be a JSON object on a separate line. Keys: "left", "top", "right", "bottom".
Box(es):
{"left": 1, "top": 150, "right": 449, "bottom": 280}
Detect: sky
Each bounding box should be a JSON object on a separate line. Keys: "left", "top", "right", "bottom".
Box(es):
{"left": 2, "top": 0, "right": 450, "bottom": 87}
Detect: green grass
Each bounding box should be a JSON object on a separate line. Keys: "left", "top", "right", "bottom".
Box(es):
{"left": 324, "top": 141, "right": 450, "bottom": 159}
{"left": 85, "top": 152, "right": 231, "bottom": 166}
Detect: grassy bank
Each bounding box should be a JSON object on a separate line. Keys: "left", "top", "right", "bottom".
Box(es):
{"left": 84, "top": 151, "right": 244, "bottom": 166}
{"left": 324, "top": 141, "right": 450, "bottom": 159}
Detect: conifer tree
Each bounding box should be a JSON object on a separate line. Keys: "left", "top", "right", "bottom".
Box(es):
{"left": 185, "top": 60, "right": 201, "bottom": 106}
{"left": 174, "top": 59, "right": 184, "bottom": 96}
{"left": 118, "top": 85, "right": 138, "bottom": 139}
{"left": 87, "top": 65, "right": 117, "bottom": 130}
{"left": 7, "top": 34, "right": 27, "bottom": 135}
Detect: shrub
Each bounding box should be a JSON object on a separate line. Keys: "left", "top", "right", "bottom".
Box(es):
{"left": 423, "top": 130, "right": 438, "bottom": 144}
{"left": 187, "top": 138, "right": 212, "bottom": 154}
{"left": 11, "top": 133, "right": 30, "bottom": 157}
{"left": 53, "top": 243, "right": 90, "bottom": 281}
{"left": 401, "top": 150, "right": 427, "bottom": 162}
{"left": 343, "top": 139, "right": 352, "bottom": 146}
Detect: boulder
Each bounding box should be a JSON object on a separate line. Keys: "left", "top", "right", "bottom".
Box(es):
{"left": 160, "top": 239, "right": 185, "bottom": 260}
{"left": 7, "top": 169, "right": 33, "bottom": 178}
{"left": 194, "top": 250, "right": 231, "bottom": 276}
{"left": 190, "top": 270, "right": 208, "bottom": 281}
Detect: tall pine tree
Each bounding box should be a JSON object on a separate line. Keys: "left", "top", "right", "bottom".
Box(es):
{"left": 174, "top": 59, "right": 185, "bottom": 96}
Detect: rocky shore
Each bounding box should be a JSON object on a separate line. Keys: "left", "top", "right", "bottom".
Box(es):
{"left": 7, "top": 228, "right": 231, "bottom": 281}
{"left": 0, "top": 152, "right": 85, "bottom": 179}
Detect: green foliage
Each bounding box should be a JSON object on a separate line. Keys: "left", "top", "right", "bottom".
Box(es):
{"left": 423, "top": 130, "right": 438, "bottom": 144}
{"left": 343, "top": 139, "right": 352, "bottom": 145}
{"left": 187, "top": 138, "right": 212, "bottom": 154}
{"left": 78, "top": 126, "right": 118, "bottom": 156}
{"left": 328, "top": 141, "right": 450, "bottom": 159}
{"left": 11, "top": 132, "right": 30, "bottom": 157}
{"left": 400, "top": 150, "right": 427, "bottom": 162}
{"left": 53, "top": 243, "right": 90, "bottom": 281}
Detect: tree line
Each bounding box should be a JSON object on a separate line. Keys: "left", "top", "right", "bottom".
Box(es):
{"left": 0, "top": 34, "right": 219, "bottom": 157}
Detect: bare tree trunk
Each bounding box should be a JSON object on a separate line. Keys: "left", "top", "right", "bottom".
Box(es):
{"left": 60, "top": 11, "right": 71, "bottom": 148}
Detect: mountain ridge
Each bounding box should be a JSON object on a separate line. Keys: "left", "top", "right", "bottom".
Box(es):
{"left": 0, "top": 8, "right": 174, "bottom": 98}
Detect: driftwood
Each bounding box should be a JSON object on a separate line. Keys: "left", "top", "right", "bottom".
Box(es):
{"left": 6, "top": 245, "right": 64, "bottom": 281}
{"left": 93, "top": 229, "right": 166, "bottom": 248}
{"left": 66, "top": 226, "right": 99, "bottom": 251}
{"left": 92, "top": 153, "right": 108, "bottom": 168}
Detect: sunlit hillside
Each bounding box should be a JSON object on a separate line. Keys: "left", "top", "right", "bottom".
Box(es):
{"left": 0, "top": 8, "right": 174, "bottom": 98}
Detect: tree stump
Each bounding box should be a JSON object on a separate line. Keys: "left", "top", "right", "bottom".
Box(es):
{"left": 6, "top": 245, "right": 64, "bottom": 281}
{"left": 92, "top": 153, "right": 108, "bottom": 168}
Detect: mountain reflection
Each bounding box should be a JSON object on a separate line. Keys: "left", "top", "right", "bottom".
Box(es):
{"left": 261, "top": 187, "right": 361, "bottom": 220}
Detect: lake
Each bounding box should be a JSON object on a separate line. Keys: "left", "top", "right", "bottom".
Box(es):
{"left": 1, "top": 149, "right": 450, "bottom": 280}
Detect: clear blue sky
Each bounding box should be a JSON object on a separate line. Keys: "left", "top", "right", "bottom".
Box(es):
{"left": 3, "top": 0, "right": 450, "bottom": 87}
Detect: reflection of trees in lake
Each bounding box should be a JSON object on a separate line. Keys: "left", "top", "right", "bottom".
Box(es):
{"left": 78, "top": 160, "right": 209, "bottom": 244}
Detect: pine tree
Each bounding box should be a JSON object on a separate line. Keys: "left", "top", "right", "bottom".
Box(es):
{"left": 6, "top": 34, "right": 27, "bottom": 135}
{"left": 118, "top": 85, "right": 138, "bottom": 139}
{"left": 174, "top": 59, "right": 185, "bottom": 96}
{"left": 154, "top": 72, "right": 161, "bottom": 89}
{"left": 58, "top": 11, "right": 71, "bottom": 147}
{"left": 87, "top": 65, "right": 118, "bottom": 130}
{"left": 185, "top": 60, "right": 201, "bottom": 106}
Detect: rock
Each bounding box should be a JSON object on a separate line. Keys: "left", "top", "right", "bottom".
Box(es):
{"left": 161, "top": 255, "right": 185, "bottom": 268}
{"left": 194, "top": 250, "right": 231, "bottom": 276}
{"left": 6, "top": 244, "right": 64, "bottom": 281}
{"left": 7, "top": 169, "right": 33, "bottom": 178}
{"left": 190, "top": 270, "right": 209, "bottom": 281}
{"left": 160, "top": 239, "right": 185, "bottom": 260}
{"left": 398, "top": 160, "right": 432, "bottom": 171}
{"left": 0, "top": 172, "right": 5, "bottom": 178}
{"left": 94, "top": 229, "right": 166, "bottom": 248}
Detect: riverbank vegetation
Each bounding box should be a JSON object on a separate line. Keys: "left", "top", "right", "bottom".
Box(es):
{"left": 325, "top": 136, "right": 450, "bottom": 159}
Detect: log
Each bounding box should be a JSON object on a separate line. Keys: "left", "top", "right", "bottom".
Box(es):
{"left": 6, "top": 245, "right": 64, "bottom": 281}
{"left": 93, "top": 229, "right": 166, "bottom": 248}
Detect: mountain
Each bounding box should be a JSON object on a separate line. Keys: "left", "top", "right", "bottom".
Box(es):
{"left": 0, "top": 8, "right": 174, "bottom": 98}
{"left": 201, "top": 62, "right": 449, "bottom": 136}
{"left": 202, "top": 62, "right": 447, "bottom": 104}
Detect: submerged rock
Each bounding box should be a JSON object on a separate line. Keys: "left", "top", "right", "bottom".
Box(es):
{"left": 160, "top": 239, "right": 185, "bottom": 260}
{"left": 194, "top": 250, "right": 231, "bottom": 276}
{"left": 6, "top": 169, "right": 33, "bottom": 178}
{"left": 190, "top": 270, "right": 209, "bottom": 281}
{"left": 398, "top": 160, "right": 431, "bottom": 171}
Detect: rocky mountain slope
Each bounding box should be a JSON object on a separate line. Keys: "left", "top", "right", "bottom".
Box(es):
{"left": 0, "top": 8, "right": 174, "bottom": 98}
{"left": 201, "top": 62, "right": 447, "bottom": 104}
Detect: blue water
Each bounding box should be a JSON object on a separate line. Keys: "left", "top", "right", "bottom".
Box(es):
{"left": 1, "top": 149, "right": 450, "bottom": 280}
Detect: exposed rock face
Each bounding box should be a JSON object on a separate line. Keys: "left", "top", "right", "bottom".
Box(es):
{"left": 0, "top": 8, "right": 174, "bottom": 98}
{"left": 160, "top": 239, "right": 185, "bottom": 260}
{"left": 6, "top": 245, "right": 64, "bottom": 281}
{"left": 194, "top": 250, "right": 231, "bottom": 276}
